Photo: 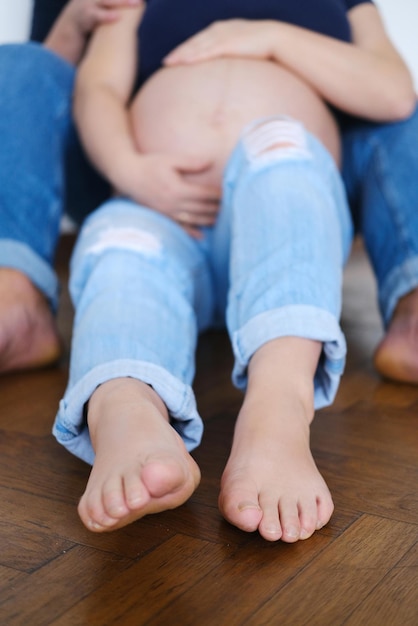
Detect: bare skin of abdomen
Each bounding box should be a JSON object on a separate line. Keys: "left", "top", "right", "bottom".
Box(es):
{"left": 130, "top": 57, "right": 341, "bottom": 190}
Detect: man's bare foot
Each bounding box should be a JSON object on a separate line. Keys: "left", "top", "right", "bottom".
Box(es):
{"left": 219, "top": 338, "right": 334, "bottom": 542}
{"left": 0, "top": 269, "right": 61, "bottom": 374}
{"left": 78, "top": 378, "right": 201, "bottom": 532}
{"left": 374, "top": 288, "right": 418, "bottom": 384}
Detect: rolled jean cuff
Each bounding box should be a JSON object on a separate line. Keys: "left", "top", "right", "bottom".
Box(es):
{"left": 0, "top": 239, "right": 59, "bottom": 310}
{"left": 379, "top": 256, "right": 418, "bottom": 327}
{"left": 53, "top": 359, "right": 204, "bottom": 465}
{"left": 231, "top": 305, "right": 347, "bottom": 409}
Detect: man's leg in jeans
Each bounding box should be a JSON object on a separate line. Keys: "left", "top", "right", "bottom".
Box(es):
{"left": 0, "top": 43, "right": 108, "bottom": 373}
{"left": 343, "top": 107, "right": 418, "bottom": 383}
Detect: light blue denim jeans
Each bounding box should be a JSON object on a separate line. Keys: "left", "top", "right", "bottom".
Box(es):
{"left": 1, "top": 43, "right": 418, "bottom": 328}
{"left": 0, "top": 43, "right": 108, "bottom": 310}
{"left": 53, "top": 117, "right": 353, "bottom": 464}
{"left": 342, "top": 104, "right": 418, "bottom": 326}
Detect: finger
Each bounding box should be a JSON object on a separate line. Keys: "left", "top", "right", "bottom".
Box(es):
{"left": 177, "top": 210, "right": 217, "bottom": 226}
{"left": 163, "top": 41, "right": 200, "bottom": 65}
{"left": 182, "top": 194, "right": 220, "bottom": 210}
{"left": 180, "top": 198, "right": 220, "bottom": 216}
{"left": 177, "top": 178, "right": 221, "bottom": 203}
{"left": 93, "top": 8, "right": 120, "bottom": 23}
{"left": 100, "top": 0, "right": 141, "bottom": 7}
{"left": 164, "top": 34, "right": 217, "bottom": 65}
{"left": 181, "top": 224, "right": 204, "bottom": 240}
{"left": 174, "top": 155, "right": 214, "bottom": 174}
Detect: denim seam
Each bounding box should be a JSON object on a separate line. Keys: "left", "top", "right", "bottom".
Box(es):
{"left": 231, "top": 305, "right": 346, "bottom": 382}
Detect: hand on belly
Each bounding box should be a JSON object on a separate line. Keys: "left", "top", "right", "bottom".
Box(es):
{"left": 130, "top": 57, "right": 341, "bottom": 189}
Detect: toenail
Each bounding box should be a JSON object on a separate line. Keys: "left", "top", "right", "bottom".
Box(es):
{"left": 284, "top": 525, "right": 299, "bottom": 539}
{"left": 88, "top": 520, "right": 104, "bottom": 531}
{"left": 238, "top": 501, "right": 261, "bottom": 512}
{"left": 299, "top": 528, "right": 311, "bottom": 540}
{"left": 316, "top": 520, "right": 325, "bottom": 530}
{"left": 127, "top": 499, "right": 143, "bottom": 511}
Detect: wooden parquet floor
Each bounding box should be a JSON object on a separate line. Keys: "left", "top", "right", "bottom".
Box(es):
{"left": 0, "top": 236, "right": 417, "bottom": 625}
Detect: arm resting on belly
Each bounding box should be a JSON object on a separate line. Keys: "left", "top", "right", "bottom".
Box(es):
{"left": 165, "top": 6, "right": 415, "bottom": 123}
{"left": 74, "top": 5, "right": 144, "bottom": 180}
{"left": 74, "top": 5, "right": 220, "bottom": 227}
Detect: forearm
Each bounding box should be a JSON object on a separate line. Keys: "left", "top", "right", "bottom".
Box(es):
{"left": 44, "top": 4, "right": 88, "bottom": 64}
{"left": 43, "top": 1, "right": 142, "bottom": 66}
{"left": 166, "top": 10, "right": 416, "bottom": 123}
{"left": 268, "top": 21, "right": 415, "bottom": 121}
{"left": 74, "top": 86, "right": 137, "bottom": 190}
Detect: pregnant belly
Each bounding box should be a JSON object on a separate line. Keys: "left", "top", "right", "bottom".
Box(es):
{"left": 130, "top": 58, "right": 341, "bottom": 188}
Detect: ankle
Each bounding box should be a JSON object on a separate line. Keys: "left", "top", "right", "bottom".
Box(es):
{"left": 0, "top": 268, "right": 37, "bottom": 295}
{"left": 88, "top": 377, "right": 169, "bottom": 432}
{"left": 394, "top": 288, "right": 418, "bottom": 316}
{"left": 247, "top": 337, "right": 319, "bottom": 424}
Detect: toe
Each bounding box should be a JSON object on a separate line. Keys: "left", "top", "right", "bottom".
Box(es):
{"left": 298, "top": 501, "right": 321, "bottom": 540}
{"left": 316, "top": 494, "right": 334, "bottom": 530}
{"left": 101, "top": 477, "right": 131, "bottom": 519}
{"left": 276, "top": 497, "right": 301, "bottom": 543}
{"left": 78, "top": 489, "right": 119, "bottom": 532}
{"left": 219, "top": 479, "right": 262, "bottom": 533}
{"left": 123, "top": 472, "right": 151, "bottom": 511}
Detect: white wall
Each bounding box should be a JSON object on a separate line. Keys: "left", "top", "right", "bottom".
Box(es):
{"left": 375, "top": 0, "right": 418, "bottom": 88}
{"left": 0, "top": 0, "right": 33, "bottom": 43}
{"left": 0, "top": 0, "right": 417, "bottom": 85}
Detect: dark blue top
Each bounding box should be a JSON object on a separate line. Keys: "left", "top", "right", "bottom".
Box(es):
{"left": 32, "top": 2, "right": 373, "bottom": 78}
{"left": 138, "top": 1, "right": 373, "bottom": 87}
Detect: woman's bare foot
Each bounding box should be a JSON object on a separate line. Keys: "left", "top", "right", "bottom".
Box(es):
{"left": 374, "top": 288, "right": 418, "bottom": 384}
{"left": 219, "top": 338, "right": 334, "bottom": 542}
{"left": 78, "top": 377, "right": 201, "bottom": 532}
{"left": 0, "top": 269, "right": 61, "bottom": 374}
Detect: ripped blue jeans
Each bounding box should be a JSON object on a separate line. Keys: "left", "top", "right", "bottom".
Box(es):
{"left": 53, "top": 117, "right": 353, "bottom": 464}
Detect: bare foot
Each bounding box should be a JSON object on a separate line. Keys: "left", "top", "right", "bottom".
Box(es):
{"left": 0, "top": 269, "right": 61, "bottom": 374}
{"left": 219, "top": 338, "right": 334, "bottom": 542}
{"left": 374, "top": 288, "right": 418, "bottom": 384}
{"left": 78, "top": 378, "right": 201, "bottom": 532}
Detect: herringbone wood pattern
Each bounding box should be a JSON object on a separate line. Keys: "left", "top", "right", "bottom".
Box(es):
{"left": 0, "top": 236, "right": 417, "bottom": 625}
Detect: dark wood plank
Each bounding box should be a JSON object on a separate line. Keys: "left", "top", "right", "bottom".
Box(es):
{"left": 246, "top": 515, "right": 418, "bottom": 626}
{"left": 0, "top": 235, "right": 417, "bottom": 625}
{"left": 0, "top": 545, "right": 133, "bottom": 626}
{"left": 51, "top": 535, "right": 237, "bottom": 625}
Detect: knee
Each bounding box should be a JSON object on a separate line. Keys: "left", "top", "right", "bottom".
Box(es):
{"left": 82, "top": 218, "right": 163, "bottom": 261}
{"left": 375, "top": 104, "right": 418, "bottom": 153}
{"left": 0, "top": 42, "right": 74, "bottom": 104}
{"left": 75, "top": 199, "right": 193, "bottom": 269}
{"left": 242, "top": 116, "right": 312, "bottom": 164}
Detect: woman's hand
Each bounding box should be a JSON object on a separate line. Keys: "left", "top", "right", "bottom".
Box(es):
{"left": 115, "top": 153, "right": 221, "bottom": 238}
{"left": 164, "top": 19, "right": 276, "bottom": 66}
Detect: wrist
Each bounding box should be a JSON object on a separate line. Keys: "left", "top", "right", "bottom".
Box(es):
{"left": 109, "top": 151, "right": 146, "bottom": 200}
{"left": 44, "top": 9, "right": 87, "bottom": 64}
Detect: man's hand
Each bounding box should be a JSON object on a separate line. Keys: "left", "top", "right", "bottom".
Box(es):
{"left": 164, "top": 19, "right": 276, "bottom": 66}
{"left": 45, "top": 0, "right": 143, "bottom": 63}
{"left": 64, "top": 0, "right": 143, "bottom": 37}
